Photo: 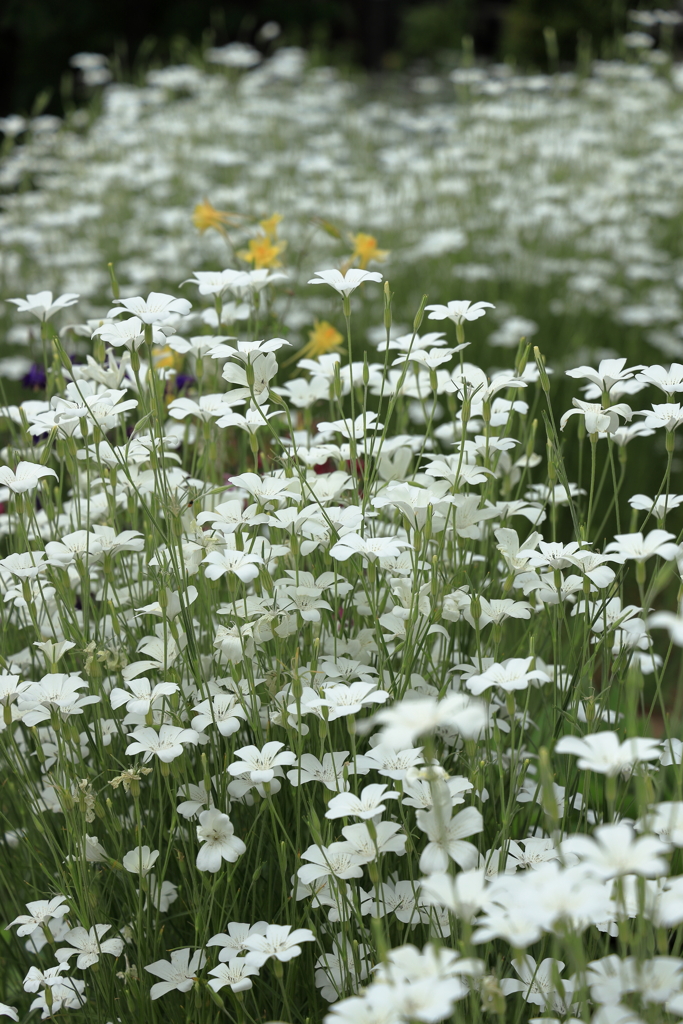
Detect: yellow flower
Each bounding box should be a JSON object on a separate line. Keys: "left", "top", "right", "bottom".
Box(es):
{"left": 350, "top": 232, "right": 389, "bottom": 269}
{"left": 192, "top": 199, "right": 239, "bottom": 235}
{"left": 296, "top": 320, "right": 344, "bottom": 362}
{"left": 259, "top": 213, "right": 283, "bottom": 240}
{"left": 237, "top": 235, "right": 287, "bottom": 268}
{"left": 152, "top": 345, "right": 182, "bottom": 371}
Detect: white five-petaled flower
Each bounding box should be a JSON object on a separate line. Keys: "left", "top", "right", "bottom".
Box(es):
{"left": 122, "top": 845, "right": 160, "bottom": 876}
{"left": 416, "top": 805, "right": 484, "bottom": 873}
{"left": 227, "top": 741, "right": 296, "bottom": 784}
{"left": 125, "top": 724, "right": 199, "bottom": 763}
{"left": 561, "top": 822, "right": 670, "bottom": 880}
{"left": 203, "top": 547, "right": 264, "bottom": 583}
{"left": 298, "top": 842, "right": 367, "bottom": 884}
{"left": 330, "top": 533, "right": 412, "bottom": 562}
{"left": 636, "top": 362, "right": 683, "bottom": 394}
{"left": 465, "top": 657, "right": 551, "bottom": 695}
{"left": 10, "top": 897, "right": 69, "bottom": 936}
{"left": 325, "top": 783, "right": 400, "bottom": 820}
{"left": 637, "top": 403, "right": 683, "bottom": 432}
{"left": 560, "top": 398, "right": 632, "bottom": 435}
{"left": 425, "top": 299, "right": 495, "bottom": 324}
{"left": 566, "top": 358, "right": 642, "bottom": 395}
{"left": 108, "top": 291, "right": 191, "bottom": 324}
{"left": 208, "top": 960, "right": 260, "bottom": 994}
{"left": 92, "top": 316, "right": 170, "bottom": 350}
{"left": 196, "top": 808, "right": 246, "bottom": 872}
{"left": 308, "top": 268, "right": 383, "bottom": 296}
{"left": 0, "top": 462, "right": 57, "bottom": 494}
{"left": 144, "top": 948, "right": 206, "bottom": 999}
{"left": 207, "top": 921, "right": 269, "bottom": 962}
{"left": 7, "top": 291, "right": 79, "bottom": 321}
{"left": 604, "top": 530, "right": 679, "bottom": 563}
{"left": 55, "top": 924, "right": 124, "bottom": 969}
{"left": 555, "top": 731, "right": 661, "bottom": 776}
{"left": 243, "top": 923, "right": 315, "bottom": 966}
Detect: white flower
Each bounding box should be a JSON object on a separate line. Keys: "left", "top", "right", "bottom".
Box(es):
{"left": 604, "top": 529, "right": 679, "bottom": 563}
{"left": 330, "top": 533, "right": 411, "bottom": 562}
{"left": 0, "top": 461, "right": 57, "bottom": 494}
{"left": 207, "top": 921, "right": 269, "bottom": 962}
{"left": 0, "top": 1004, "right": 18, "bottom": 1021}
{"left": 318, "top": 411, "right": 383, "bottom": 439}
{"left": 325, "top": 783, "right": 399, "bottom": 820}
{"left": 560, "top": 399, "right": 632, "bottom": 435}
{"left": 222, "top": 351, "right": 278, "bottom": 404}
{"left": 416, "top": 805, "right": 484, "bottom": 873}
{"left": 313, "top": 681, "right": 389, "bottom": 720}
{"left": 143, "top": 874, "right": 178, "bottom": 913}
{"left": 561, "top": 823, "right": 670, "bottom": 880}
{"left": 367, "top": 692, "right": 488, "bottom": 748}
{"left": 55, "top": 924, "right": 123, "bottom": 969}
{"left": 125, "top": 724, "right": 199, "bottom": 763}
{"left": 191, "top": 693, "right": 247, "bottom": 737}
{"left": 243, "top": 923, "right": 315, "bottom": 966}
{"left": 637, "top": 403, "right": 683, "bottom": 432}
{"left": 308, "top": 268, "right": 383, "bottom": 296}
{"left": 420, "top": 869, "right": 488, "bottom": 923}
{"left": 636, "top": 362, "right": 683, "bottom": 394}
{"left": 144, "top": 948, "right": 206, "bottom": 999}
{"left": 228, "top": 741, "right": 296, "bottom": 784}
{"left": 183, "top": 269, "right": 245, "bottom": 296}
{"left": 501, "top": 955, "right": 575, "bottom": 1013}
{"left": 8, "top": 291, "right": 79, "bottom": 321}
{"left": 354, "top": 744, "right": 424, "bottom": 780}
{"left": 110, "top": 678, "right": 178, "bottom": 716}
{"left": 203, "top": 547, "right": 263, "bottom": 583}
{"left": 425, "top": 299, "right": 495, "bottom": 324}
{"left": 122, "top": 845, "right": 159, "bottom": 876}
{"left": 298, "top": 842, "right": 367, "bottom": 884}
{"left": 196, "top": 808, "right": 246, "bottom": 871}
{"left": 338, "top": 820, "right": 407, "bottom": 860}
{"left": 92, "top": 316, "right": 168, "bottom": 350}
{"left": 208, "top": 960, "right": 260, "bottom": 994}
{"left": 566, "top": 358, "right": 641, "bottom": 395}
{"left": 10, "top": 896, "right": 69, "bottom": 936}
{"left": 465, "top": 657, "right": 550, "bottom": 695}
{"left": 555, "top": 732, "right": 661, "bottom": 776}
{"left": 286, "top": 751, "right": 353, "bottom": 791}
{"left": 108, "top": 291, "right": 191, "bottom": 324}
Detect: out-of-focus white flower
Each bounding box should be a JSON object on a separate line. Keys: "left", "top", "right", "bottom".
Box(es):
{"left": 8, "top": 291, "right": 79, "bottom": 321}
{"left": 555, "top": 732, "right": 661, "bottom": 776}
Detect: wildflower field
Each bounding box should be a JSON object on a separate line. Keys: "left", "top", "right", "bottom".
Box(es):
{"left": 3, "top": 35, "right": 683, "bottom": 1024}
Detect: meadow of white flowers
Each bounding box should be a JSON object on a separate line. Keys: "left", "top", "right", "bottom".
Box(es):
{"left": 1, "top": 33, "right": 683, "bottom": 1024}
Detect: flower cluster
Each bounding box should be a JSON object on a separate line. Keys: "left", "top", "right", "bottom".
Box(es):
{"left": 1, "top": 38, "right": 683, "bottom": 1024}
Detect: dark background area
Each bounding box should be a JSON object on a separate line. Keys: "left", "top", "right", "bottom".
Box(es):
{"left": 0, "top": 0, "right": 672, "bottom": 115}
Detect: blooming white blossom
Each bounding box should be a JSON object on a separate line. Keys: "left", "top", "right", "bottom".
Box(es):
{"left": 108, "top": 291, "right": 191, "bottom": 324}
{"left": 243, "top": 923, "right": 315, "bottom": 966}
{"left": 555, "top": 732, "right": 661, "bottom": 776}
{"left": 55, "top": 924, "right": 124, "bottom": 969}
{"left": 196, "top": 808, "right": 246, "bottom": 871}
{"left": 8, "top": 291, "right": 79, "bottom": 321}
{"left": 144, "top": 948, "right": 206, "bottom": 999}
{"left": 425, "top": 300, "right": 495, "bottom": 324}
{"left": 308, "top": 268, "right": 383, "bottom": 295}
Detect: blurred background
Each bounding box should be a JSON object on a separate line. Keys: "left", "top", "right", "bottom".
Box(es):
{"left": 0, "top": 0, "right": 660, "bottom": 115}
